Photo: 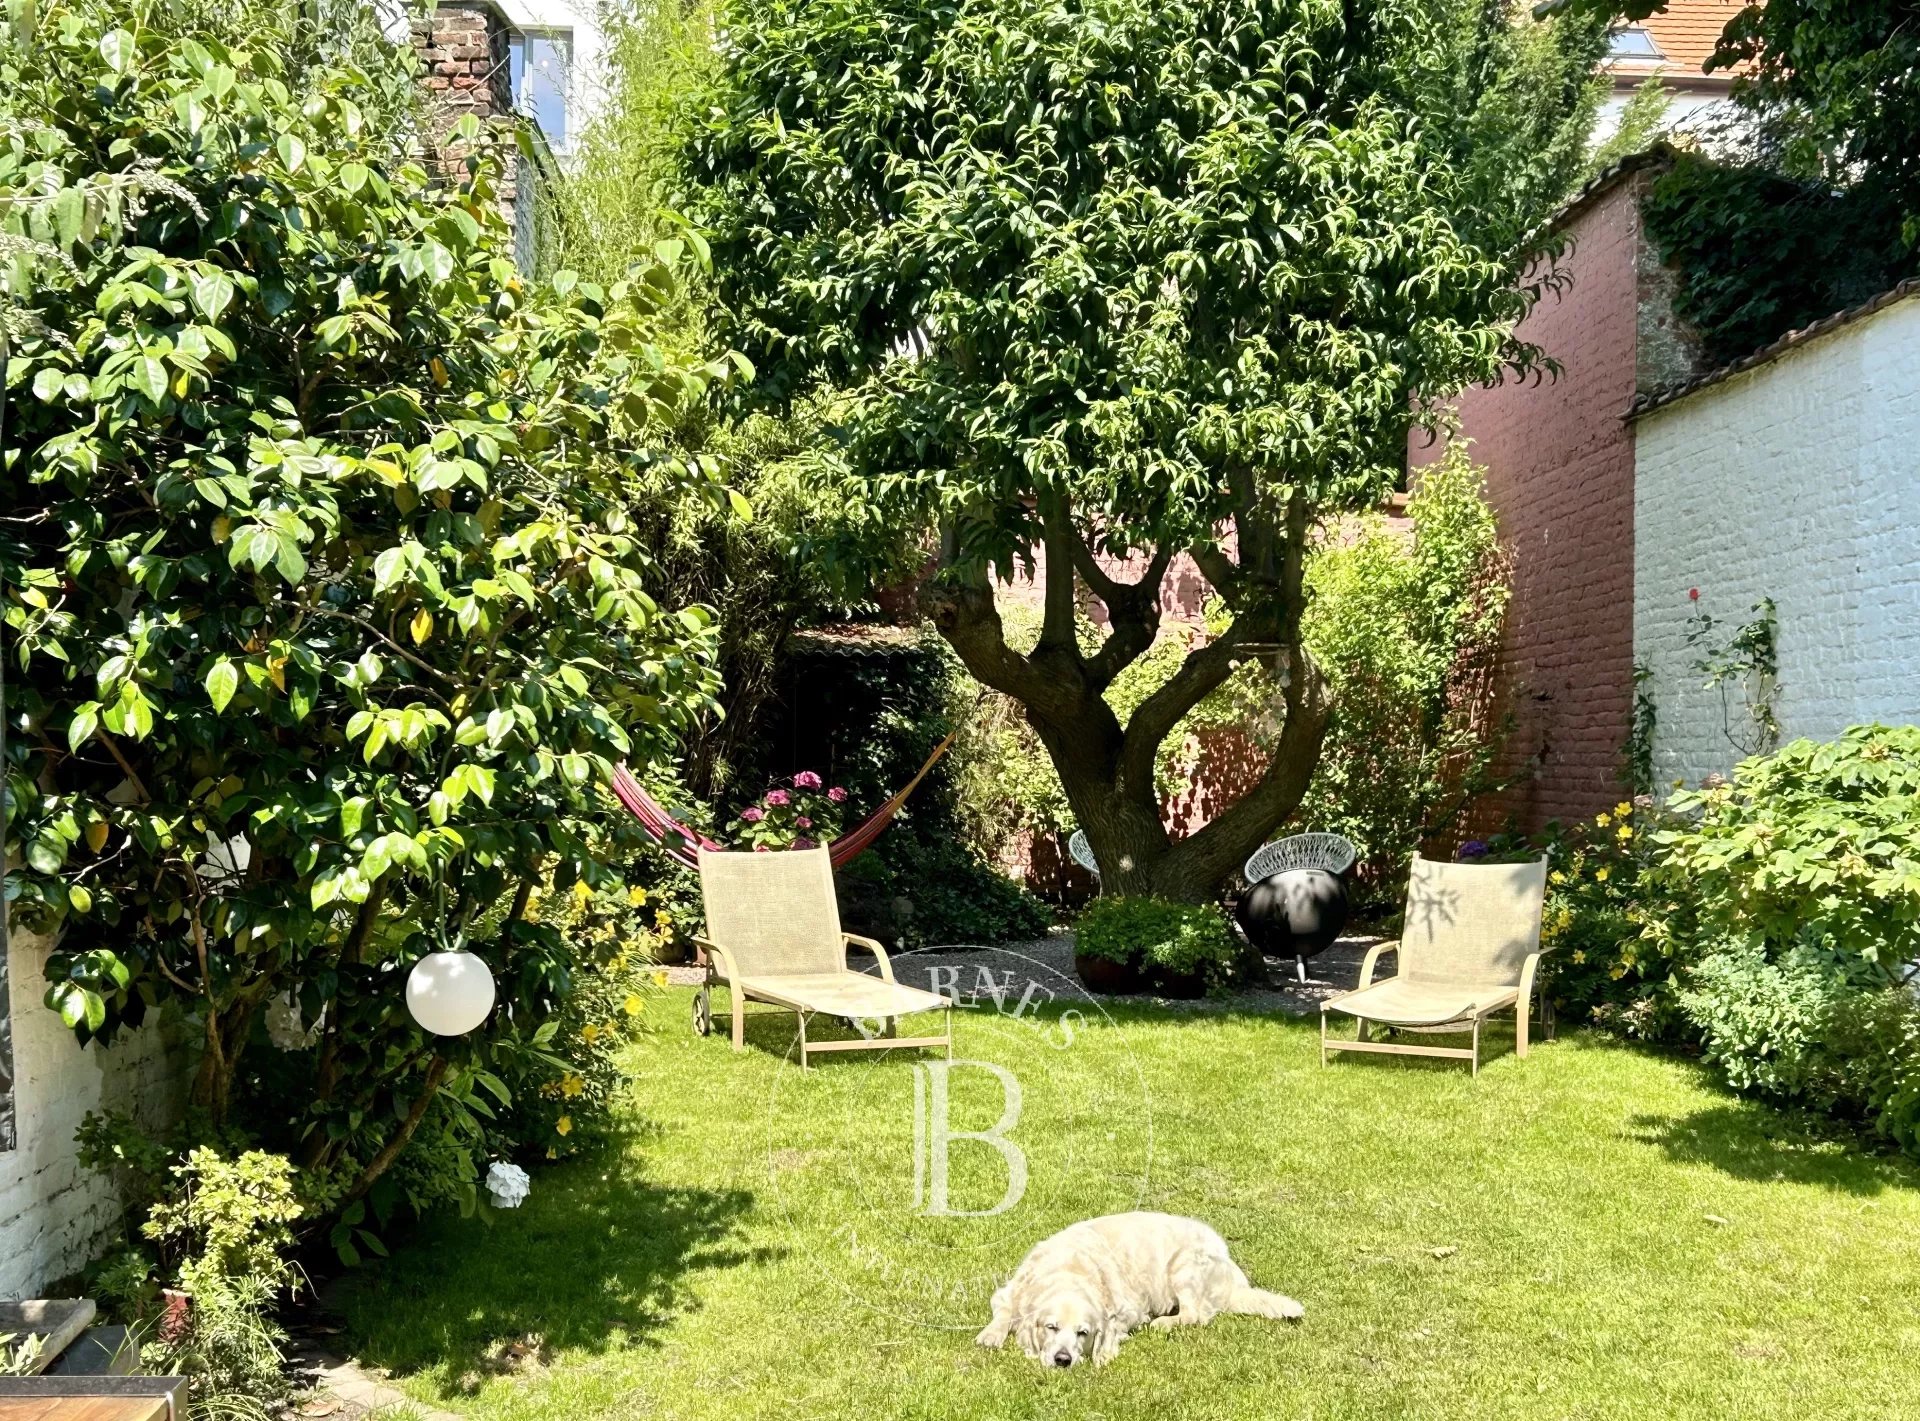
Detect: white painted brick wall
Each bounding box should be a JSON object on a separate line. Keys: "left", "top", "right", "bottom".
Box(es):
{"left": 1634, "top": 293, "right": 1920, "bottom": 787}
{"left": 0, "top": 924, "right": 188, "bottom": 1298}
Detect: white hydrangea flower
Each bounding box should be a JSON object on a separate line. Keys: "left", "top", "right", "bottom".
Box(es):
{"left": 486, "top": 1161, "right": 531, "bottom": 1209}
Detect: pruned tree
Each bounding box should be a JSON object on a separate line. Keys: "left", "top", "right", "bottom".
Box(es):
{"left": 686, "top": 0, "right": 1554, "bottom": 899}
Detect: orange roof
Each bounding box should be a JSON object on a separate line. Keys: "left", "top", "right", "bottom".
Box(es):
{"left": 1606, "top": 0, "right": 1746, "bottom": 82}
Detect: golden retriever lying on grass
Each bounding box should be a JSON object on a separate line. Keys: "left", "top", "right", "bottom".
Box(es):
{"left": 975, "top": 1212, "right": 1303, "bottom": 1368}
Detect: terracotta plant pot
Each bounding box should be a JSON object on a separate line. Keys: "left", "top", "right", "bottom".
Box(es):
{"left": 1074, "top": 953, "right": 1148, "bottom": 995}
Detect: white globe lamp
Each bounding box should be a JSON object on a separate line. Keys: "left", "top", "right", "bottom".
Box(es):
{"left": 405, "top": 949, "right": 497, "bottom": 1036}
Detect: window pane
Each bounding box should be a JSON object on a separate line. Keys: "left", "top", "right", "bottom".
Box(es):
{"left": 515, "top": 31, "right": 572, "bottom": 147}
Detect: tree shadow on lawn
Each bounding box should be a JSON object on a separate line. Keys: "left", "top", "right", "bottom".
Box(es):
{"left": 340, "top": 1125, "right": 777, "bottom": 1389}
{"left": 1626, "top": 1102, "right": 1920, "bottom": 1197}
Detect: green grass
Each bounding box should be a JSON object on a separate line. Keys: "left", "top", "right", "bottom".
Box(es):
{"left": 339, "top": 989, "right": 1920, "bottom": 1420}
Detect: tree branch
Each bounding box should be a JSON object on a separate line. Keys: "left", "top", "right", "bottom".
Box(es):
{"left": 341, "top": 1054, "right": 450, "bottom": 1205}
{"left": 1035, "top": 491, "right": 1081, "bottom": 655}
{"left": 1115, "top": 614, "right": 1276, "bottom": 795}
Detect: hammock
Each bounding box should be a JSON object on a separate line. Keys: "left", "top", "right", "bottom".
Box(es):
{"left": 609, "top": 723, "right": 963, "bottom": 870}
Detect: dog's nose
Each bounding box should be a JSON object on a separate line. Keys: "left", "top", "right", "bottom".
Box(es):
{"left": 1051, "top": 1351, "right": 1073, "bottom": 1368}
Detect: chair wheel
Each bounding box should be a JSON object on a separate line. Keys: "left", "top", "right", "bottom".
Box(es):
{"left": 692, "top": 987, "right": 712, "bottom": 1037}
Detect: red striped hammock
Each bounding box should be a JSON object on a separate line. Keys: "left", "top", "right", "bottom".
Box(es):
{"left": 608, "top": 723, "right": 962, "bottom": 869}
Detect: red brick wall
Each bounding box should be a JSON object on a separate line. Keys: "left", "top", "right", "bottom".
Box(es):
{"left": 1413, "top": 175, "right": 1651, "bottom": 835}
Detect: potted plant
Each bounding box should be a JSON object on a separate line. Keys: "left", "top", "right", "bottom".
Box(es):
{"left": 1074, "top": 898, "right": 1241, "bottom": 997}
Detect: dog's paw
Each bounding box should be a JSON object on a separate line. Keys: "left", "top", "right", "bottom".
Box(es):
{"left": 1275, "top": 1294, "right": 1304, "bottom": 1320}
{"left": 974, "top": 1323, "right": 1009, "bottom": 1349}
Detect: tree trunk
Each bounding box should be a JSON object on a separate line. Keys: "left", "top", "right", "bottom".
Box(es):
{"left": 926, "top": 571, "right": 1333, "bottom": 905}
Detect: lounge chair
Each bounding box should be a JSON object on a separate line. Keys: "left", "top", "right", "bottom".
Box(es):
{"left": 693, "top": 846, "right": 953, "bottom": 1068}
{"left": 1320, "top": 853, "right": 1551, "bottom": 1074}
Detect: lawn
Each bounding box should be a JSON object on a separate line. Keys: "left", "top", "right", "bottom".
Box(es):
{"left": 339, "top": 978, "right": 1920, "bottom": 1421}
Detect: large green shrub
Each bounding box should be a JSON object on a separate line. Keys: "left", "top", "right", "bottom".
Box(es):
{"left": 1649, "top": 725, "right": 1920, "bottom": 974}
{"left": 1, "top": 0, "right": 741, "bottom": 1211}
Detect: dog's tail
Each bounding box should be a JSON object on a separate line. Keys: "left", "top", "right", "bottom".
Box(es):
{"left": 1228, "top": 1287, "right": 1304, "bottom": 1321}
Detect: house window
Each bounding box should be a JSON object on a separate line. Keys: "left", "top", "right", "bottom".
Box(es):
{"left": 511, "top": 30, "right": 573, "bottom": 149}
{"left": 1607, "top": 26, "right": 1665, "bottom": 61}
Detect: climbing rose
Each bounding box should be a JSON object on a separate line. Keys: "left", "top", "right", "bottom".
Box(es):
{"left": 1688, "top": 587, "right": 1700, "bottom": 600}
{"left": 793, "top": 770, "right": 822, "bottom": 789}
{"left": 765, "top": 789, "right": 791, "bottom": 806}
{"left": 827, "top": 786, "right": 848, "bottom": 803}
{"left": 741, "top": 806, "right": 765, "bottom": 822}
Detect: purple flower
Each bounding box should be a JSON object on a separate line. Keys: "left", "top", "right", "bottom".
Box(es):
{"left": 795, "top": 816, "right": 813, "bottom": 830}
{"left": 793, "top": 770, "right": 822, "bottom": 789}
{"left": 764, "top": 789, "right": 791, "bottom": 807}
{"left": 827, "top": 786, "right": 848, "bottom": 803}
{"left": 792, "top": 837, "right": 817, "bottom": 851}
{"left": 740, "top": 806, "right": 765, "bottom": 823}
{"left": 1459, "top": 839, "right": 1489, "bottom": 860}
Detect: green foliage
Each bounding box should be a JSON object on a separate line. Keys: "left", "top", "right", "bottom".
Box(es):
{"left": 1650, "top": 725, "right": 1920, "bottom": 974}
{"left": 1677, "top": 942, "right": 1886, "bottom": 1107}
{"left": 1399, "top": 0, "right": 1611, "bottom": 257}
{"left": 1, "top": 0, "right": 743, "bottom": 1213}
{"left": 145, "top": 1147, "right": 302, "bottom": 1296}
{"left": 681, "top": 0, "right": 1549, "bottom": 900}
{"left": 1642, "top": 153, "right": 1917, "bottom": 368}
{"left": 840, "top": 835, "right": 1051, "bottom": 949}
{"left": 1586, "top": 75, "right": 1670, "bottom": 178}
{"left": 688, "top": 0, "right": 1535, "bottom": 558}
{"left": 1299, "top": 449, "right": 1510, "bottom": 892}
{"left": 1074, "top": 896, "right": 1242, "bottom": 994}
{"left": 500, "top": 877, "right": 670, "bottom": 1158}
{"left": 74, "top": 1119, "right": 303, "bottom": 1417}
{"left": 1515, "top": 798, "right": 1689, "bottom": 1041}
{"left": 1683, "top": 594, "right": 1780, "bottom": 758}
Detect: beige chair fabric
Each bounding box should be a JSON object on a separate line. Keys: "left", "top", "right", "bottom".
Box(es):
{"left": 1320, "top": 854, "right": 1551, "bottom": 1074}
{"left": 695, "top": 847, "right": 952, "bottom": 1067}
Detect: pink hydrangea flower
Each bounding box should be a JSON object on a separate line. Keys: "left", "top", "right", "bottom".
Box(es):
{"left": 793, "top": 770, "right": 822, "bottom": 789}
{"left": 740, "top": 806, "right": 765, "bottom": 823}
{"left": 765, "top": 789, "right": 791, "bottom": 807}
{"left": 827, "top": 786, "right": 848, "bottom": 803}
{"left": 795, "top": 816, "right": 813, "bottom": 830}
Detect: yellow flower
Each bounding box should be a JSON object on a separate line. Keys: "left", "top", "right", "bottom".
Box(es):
{"left": 1595, "top": 812, "right": 1611, "bottom": 828}
{"left": 627, "top": 885, "right": 648, "bottom": 906}
{"left": 1614, "top": 801, "right": 1632, "bottom": 817}
{"left": 624, "top": 994, "right": 644, "bottom": 1016}
{"left": 1571, "top": 949, "right": 1586, "bottom": 964}
{"left": 1549, "top": 870, "right": 1567, "bottom": 885}
{"left": 572, "top": 879, "right": 594, "bottom": 904}
{"left": 547, "top": 1147, "right": 558, "bottom": 1160}
{"left": 651, "top": 969, "right": 669, "bottom": 988}
{"left": 1616, "top": 825, "right": 1633, "bottom": 841}
{"left": 653, "top": 910, "right": 673, "bottom": 929}
{"left": 581, "top": 1023, "right": 600, "bottom": 1044}
{"left": 556, "top": 1115, "right": 572, "bottom": 1136}
{"left": 562, "top": 1073, "right": 585, "bottom": 1098}
{"left": 1595, "top": 866, "right": 1610, "bottom": 882}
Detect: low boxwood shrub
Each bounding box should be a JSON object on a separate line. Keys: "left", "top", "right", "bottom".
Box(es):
{"left": 1075, "top": 897, "right": 1242, "bottom": 995}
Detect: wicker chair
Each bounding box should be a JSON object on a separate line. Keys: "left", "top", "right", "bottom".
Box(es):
{"left": 694, "top": 846, "right": 952, "bottom": 1068}
{"left": 1320, "top": 853, "right": 1551, "bottom": 1075}
{"left": 1243, "top": 832, "right": 1357, "bottom": 884}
